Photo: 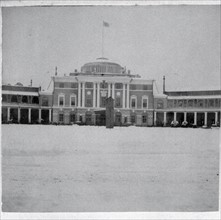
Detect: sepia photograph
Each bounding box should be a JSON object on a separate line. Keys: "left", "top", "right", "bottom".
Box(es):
{"left": 1, "top": 1, "right": 220, "bottom": 219}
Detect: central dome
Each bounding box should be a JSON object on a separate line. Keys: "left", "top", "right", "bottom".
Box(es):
{"left": 81, "top": 57, "right": 123, "bottom": 74}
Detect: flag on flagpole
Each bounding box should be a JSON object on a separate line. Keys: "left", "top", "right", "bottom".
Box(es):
{"left": 103, "top": 21, "right": 110, "bottom": 27}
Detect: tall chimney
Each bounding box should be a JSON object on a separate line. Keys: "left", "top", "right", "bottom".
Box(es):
{"left": 163, "top": 76, "right": 165, "bottom": 93}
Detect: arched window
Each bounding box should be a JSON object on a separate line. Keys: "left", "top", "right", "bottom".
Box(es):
{"left": 22, "top": 96, "right": 28, "bottom": 103}
{"left": 11, "top": 95, "right": 18, "bottom": 103}
{"left": 32, "top": 96, "right": 39, "bottom": 104}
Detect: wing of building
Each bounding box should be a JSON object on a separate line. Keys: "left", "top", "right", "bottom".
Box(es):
{"left": 2, "top": 58, "right": 221, "bottom": 127}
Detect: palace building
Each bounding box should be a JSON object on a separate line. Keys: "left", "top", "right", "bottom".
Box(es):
{"left": 1, "top": 58, "right": 221, "bottom": 127}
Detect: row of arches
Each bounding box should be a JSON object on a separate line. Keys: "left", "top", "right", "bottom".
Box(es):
{"left": 2, "top": 95, "right": 39, "bottom": 104}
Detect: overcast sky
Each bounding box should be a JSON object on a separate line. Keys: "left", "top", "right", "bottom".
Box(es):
{"left": 2, "top": 5, "right": 220, "bottom": 92}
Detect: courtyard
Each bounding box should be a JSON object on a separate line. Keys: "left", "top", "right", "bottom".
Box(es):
{"left": 1, "top": 124, "right": 219, "bottom": 212}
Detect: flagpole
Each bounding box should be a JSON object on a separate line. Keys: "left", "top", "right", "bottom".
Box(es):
{"left": 102, "top": 21, "right": 104, "bottom": 58}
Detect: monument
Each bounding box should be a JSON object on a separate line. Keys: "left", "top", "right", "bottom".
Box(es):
{"left": 106, "top": 97, "right": 114, "bottom": 128}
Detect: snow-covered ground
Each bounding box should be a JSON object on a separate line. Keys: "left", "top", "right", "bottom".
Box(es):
{"left": 1, "top": 125, "right": 220, "bottom": 212}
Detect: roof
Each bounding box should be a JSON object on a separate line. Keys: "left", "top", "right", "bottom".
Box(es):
{"left": 2, "top": 85, "right": 40, "bottom": 93}
{"left": 2, "top": 90, "right": 39, "bottom": 96}
{"left": 164, "top": 90, "right": 221, "bottom": 96}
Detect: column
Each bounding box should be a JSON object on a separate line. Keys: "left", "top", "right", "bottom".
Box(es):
{"left": 163, "top": 112, "right": 167, "bottom": 126}
{"left": 18, "top": 108, "right": 21, "bottom": 123}
{"left": 82, "top": 82, "right": 85, "bottom": 108}
{"left": 122, "top": 83, "right": 126, "bottom": 109}
{"left": 126, "top": 83, "right": 130, "bottom": 109}
{"left": 108, "top": 83, "right": 111, "bottom": 98}
{"left": 194, "top": 112, "right": 197, "bottom": 125}
{"left": 28, "top": 108, "right": 31, "bottom": 123}
{"left": 97, "top": 82, "right": 100, "bottom": 108}
{"left": 78, "top": 82, "right": 81, "bottom": 107}
{"left": 49, "top": 109, "right": 52, "bottom": 123}
{"left": 215, "top": 112, "right": 218, "bottom": 124}
{"left": 204, "top": 112, "right": 208, "bottom": 126}
{"left": 184, "top": 112, "right": 187, "bottom": 122}
{"left": 174, "top": 112, "right": 177, "bottom": 122}
{"left": 7, "top": 107, "right": 10, "bottom": 122}
{"left": 154, "top": 111, "right": 157, "bottom": 126}
{"left": 39, "top": 109, "right": 42, "bottom": 123}
{"left": 93, "top": 82, "right": 96, "bottom": 108}
{"left": 112, "top": 83, "right": 115, "bottom": 99}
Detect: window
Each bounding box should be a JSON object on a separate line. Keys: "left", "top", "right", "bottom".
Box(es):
{"left": 215, "top": 99, "right": 220, "bottom": 107}
{"left": 86, "top": 98, "right": 92, "bottom": 107}
{"left": 124, "top": 117, "right": 127, "bottom": 123}
{"left": 115, "top": 112, "right": 122, "bottom": 124}
{"left": 115, "top": 97, "right": 121, "bottom": 108}
{"left": 197, "top": 100, "right": 203, "bottom": 108}
{"left": 58, "top": 95, "right": 65, "bottom": 107}
{"left": 209, "top": 99, "right": 214, "bottom": 108}
{"left": 22, "top": 96, "right": 28, "bottom": 103}
{"left": 71, "top": 83, "right": 78, "bottom": 88}
{"left": 70, "top": 113, "right": 76, "bottom": 123}
{"left": 168, "top": 100, "right": 173, "bottom": 108}
{"left": 178, "top": 100, "right": 183, "bottom": 108}
{"left": 204, "top": 100, "right": 208, "bottom": 108}
{"left": 130, "top": 84, "right": 136, "bottom": 90}
{"left": 100, "top": 82, "right": 108, "bottom": 89}
{"left": 59, "top": 83, "right": 64, "bottom": 88}
{"left": 2, "top": 94, "right": 7, "bottom": 102}
{"left": 142, "top": 96, "right": 148, "bottom": 109}
{"left": 42, "top": 97, "right": 48, "bottom": 106}
{"left": 70, "top": 95, "right": 76, "bottom": 107}
{"left": 115, "top": 83, "right": 123, "bottom": 89}
{"left": 188, "top": 100, "right": 193, "bottom": 107}
{"left": 131, "top": 96, "right": 137, "bottom": 108}
{"left": 59, "top": 113, "right": 64, "bottom": 123}
{"left": 142, "top": 115, "right": 147, "bottom": 123}
{"left": 129, "top": 84, "right": 153, "bottom": 90}
{"left": 173, "top": 99, "right": 177, "bottom": 108}
{"left": 11, "top": 95, "right": 18, "bottom": 103}
{"left": 100, "top": 97, "right": 106, "bottom": 108}
{"left": 85, "top": 82, "right": 93, "bottom": 88}
{"left": 85, "top": 113, "right": 92, "bottom": 125}
{"left": 131, "top": 114, "right": 136, "bottom": 124}
{"left": 157, "top": 100, "right": 163, "bottom": 109}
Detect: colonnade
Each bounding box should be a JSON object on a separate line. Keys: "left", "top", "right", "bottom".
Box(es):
{"left": 77, "top": 82, "right": 130, "bottom": 109}
{"left": 154, "top": 111, "right": 219, "bottom": 126}
{"left": 6, "top": 107, "right": 52, "bottom": 123}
